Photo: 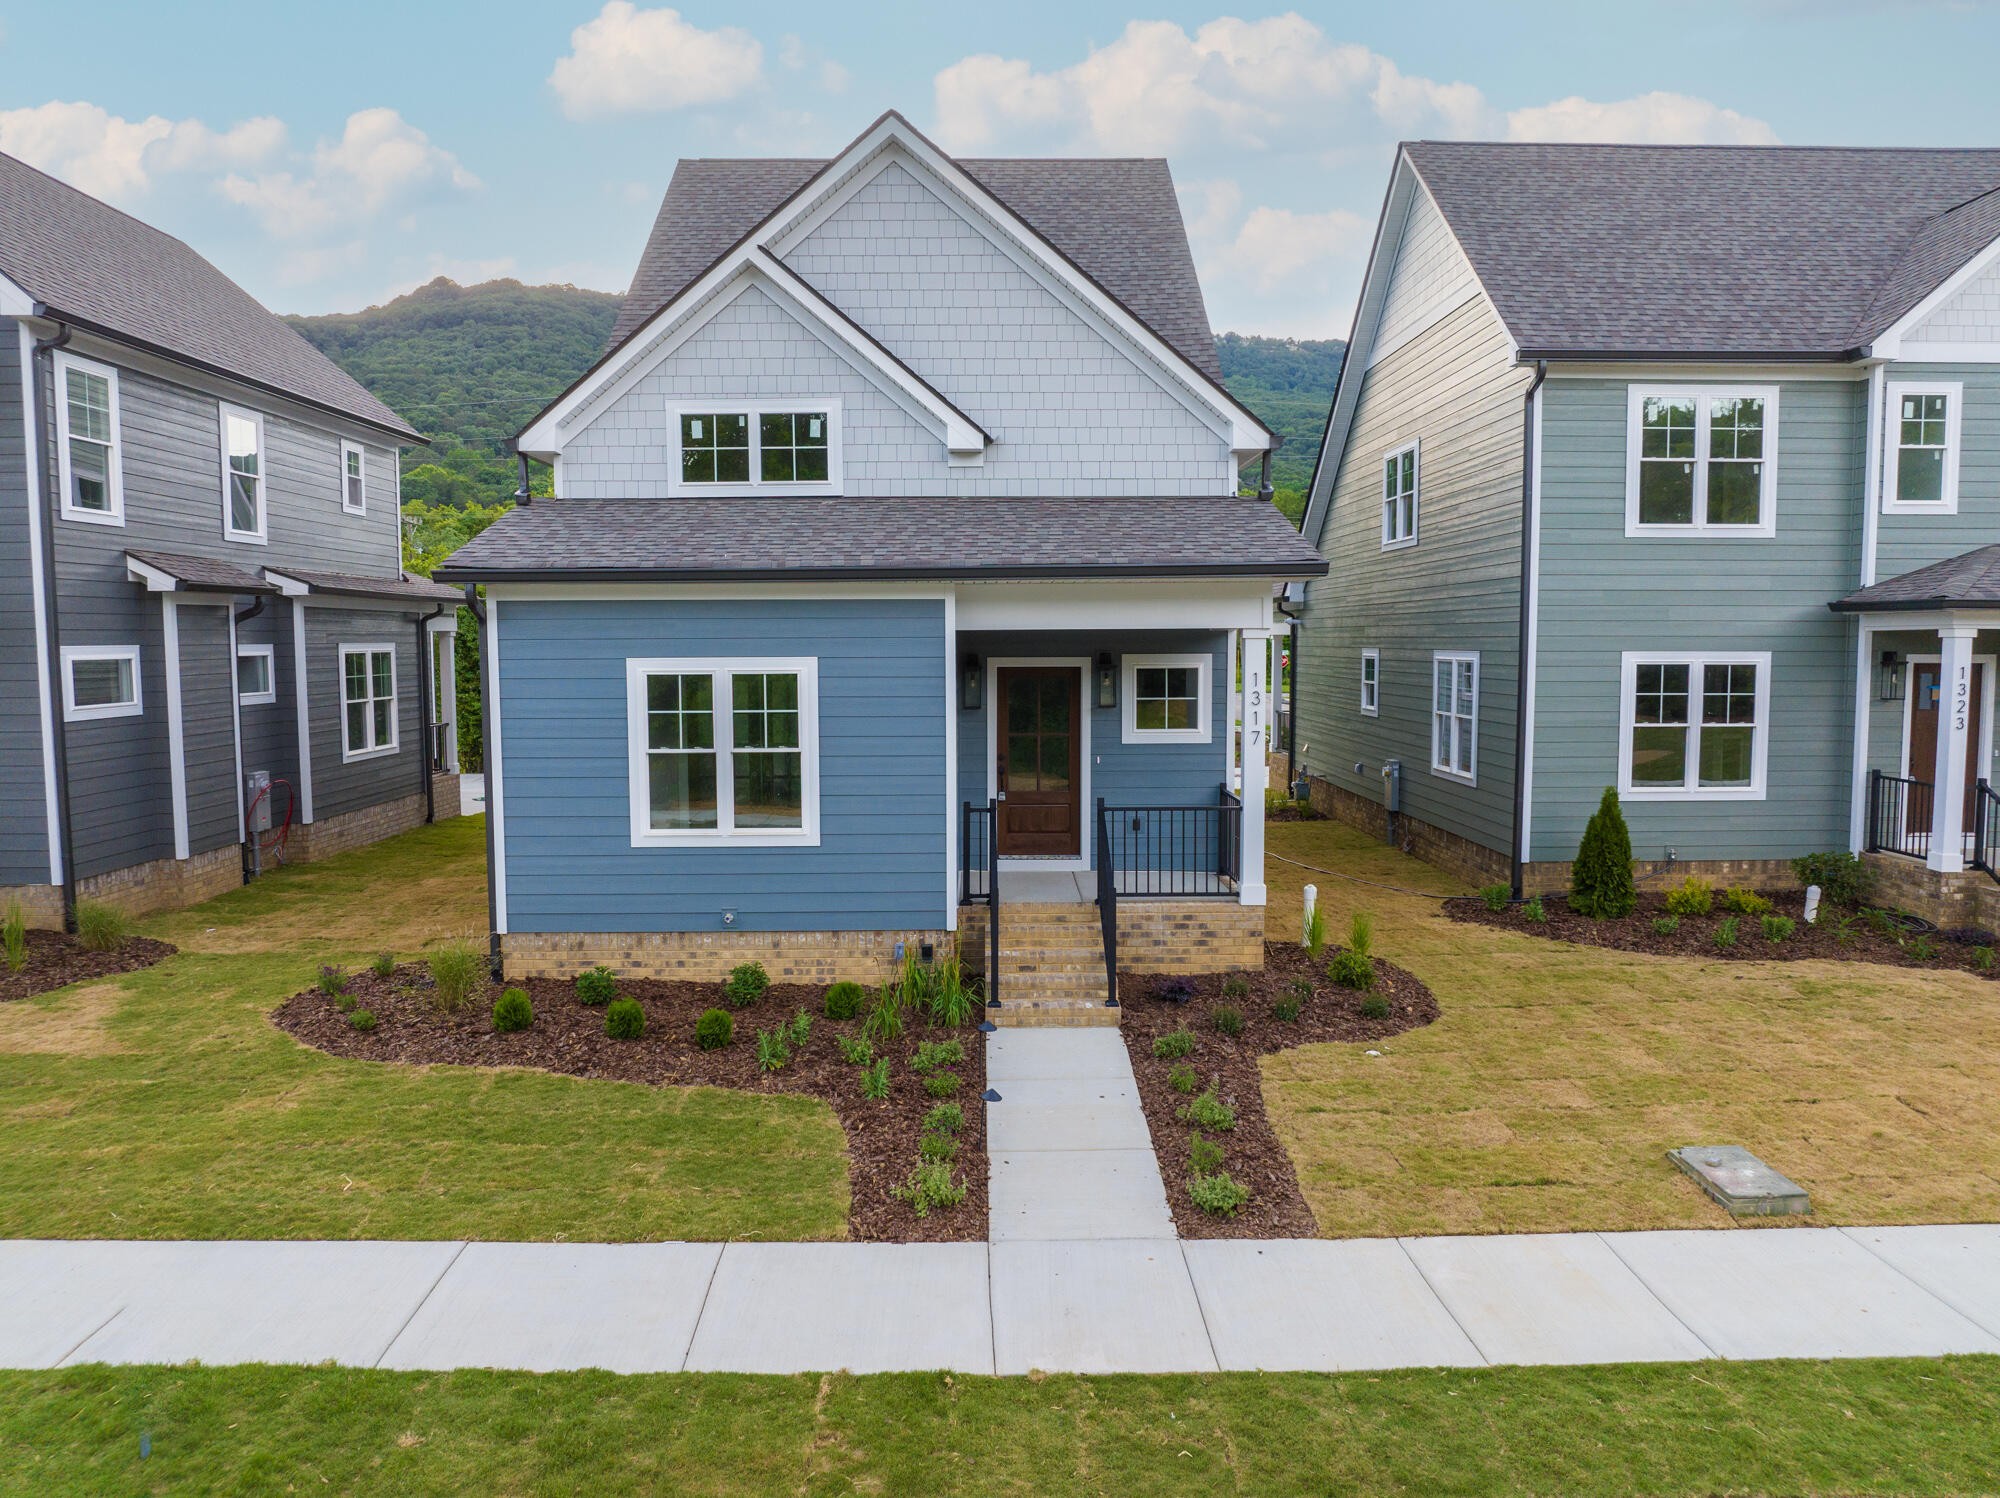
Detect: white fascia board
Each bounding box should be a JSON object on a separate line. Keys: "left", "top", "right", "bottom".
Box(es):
{"left": 1869, "top": 230, "right": 2000, "bottom": 360}
{"left": 261, "top": 568, "right": 311, "bottom": 598}
{"left": 125, "top": 556, "right": 183, "bottom": 593}
{"left": 0, "top": 271, "right": 36, "bottom": 319}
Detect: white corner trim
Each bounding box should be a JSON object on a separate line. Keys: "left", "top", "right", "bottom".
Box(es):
{"left": 1520, "top": 383, "right": 1544, "bottom": 861}
{"left": 19, "top": 324, "right": 64, "bottom": 885}
{"left": 1860, "top": 362, "right": 1885, "bottom": 587}
{"left": 1848, "top": 619, "right": 1874, "bottom": 852}
{"left": 1881, "top": 379, "right": 1963, "bottom": 515}
{"left": 338, "top": 642, "right": 400, "bottom": 762}
{"left": 942, "top": 590, "right": 959, "bottom": 930}
{"left": 237, "top": 642, "right": 277, "bottom": 705}
{"left": 60, "top": 643, "right": 144, "bottom": 722}
{"left": 291, "top": 603, "right": 315, "bottom": 823}
{"left": 1120, "top": 651, "right": 1213, "bottom": 745}
{"left": 1623, "top": 384, "right": 1781, "bottom": 539}
{"left": 983, "top": 655, "right": 1092, "bottom": 873}
{"left": 52, "top": 349, "right": 125, "bottom": 526}
{"left": 486, "top": 596, "right": 506, "bottom": 932}
{"left": 1616, "top": 649, "right": 1772, "bottom": 802}
{"left": 228, "top": 609, "right": 246, "bottom": 842}
{"left": 162, "top": 599, "right": 189, "bottom": 860}
{"left": 219, "top": 402, "right": 269, "bottom": 545}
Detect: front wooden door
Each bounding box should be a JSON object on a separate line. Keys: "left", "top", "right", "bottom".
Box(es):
{"left": 996, "top": 666, "right": 1080, "bottom": 856}
{"left": 1908, "top": 659, "right": 1987, "bottom": 834}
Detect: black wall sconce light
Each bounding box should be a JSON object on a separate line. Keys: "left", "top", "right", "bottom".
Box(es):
{"left": 1877, "top": 650, "right": 1905, "bottom": 703}
{"left": 960, "top": 653, "right": 982, "bottom": 712}
{"left": 1096, "top": 652, "right": 1117, "bottom": 710}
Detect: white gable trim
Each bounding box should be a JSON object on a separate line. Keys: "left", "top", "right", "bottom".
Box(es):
{"left": 1870, "top": 230, "right": 2000, "bottom": 360}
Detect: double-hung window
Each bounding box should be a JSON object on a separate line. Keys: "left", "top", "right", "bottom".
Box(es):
{"left": 341, "top": 645, "right": 397, "bottom": 760}
{"left": 238, "top": 644, "right": 276, "bottom": 705}
{"left": 1619, "top": 651, "right": 1769, "bottom": 800}
{"left": 628, "top": 658, "right": 820, "bottom": 845}
{"left": 1360, "top": 648, "right": 1380, "bottom": 716}
{"left": 1626, "top": 386, "right": 1779, "bottom": 537}
{"left": 670, "top": 402, "right": 840, "bottom": 494}
{"left": 1431, "top": 652, "right": 1477, "bottom": 782}
{"left": 221, "top": 404, "right": 267, "bottom": 542}
{"left": 61, "top": 645, "right": 142, "bottom": 721}
{"left": 341, "top": 441, "right": 367, "bottom": 514}
{"left": 55, "top": 352, "right": 122, "bottom": 524}
{"left": 1884, "top": 382, "right": 1962, "bottom": 513}
{"left": 1121, "top": 653, "right": 1211, "bottom": 744}
{"left": 1382, "top": 441, "right": 1418, "bottom": 548}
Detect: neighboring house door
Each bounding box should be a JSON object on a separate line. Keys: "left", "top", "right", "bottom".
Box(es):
{"left": 997, "top": 666, "right": 1081, "bottom": 856}
{"left": 1906, "top": 658, "right": 1990, "bottom": 835}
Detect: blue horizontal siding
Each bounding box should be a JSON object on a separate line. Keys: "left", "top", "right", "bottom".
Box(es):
{"left": 499, "top": 596, "right": 947, "bottom": 933}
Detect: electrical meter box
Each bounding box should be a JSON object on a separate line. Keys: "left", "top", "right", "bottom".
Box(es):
{"left": 245, "top": 770, "right": 272, "bottom": 833}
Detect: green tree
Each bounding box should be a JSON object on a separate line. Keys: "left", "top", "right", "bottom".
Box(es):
{"left": 1569, "top": 788, "right": 1637, "bottom": 919}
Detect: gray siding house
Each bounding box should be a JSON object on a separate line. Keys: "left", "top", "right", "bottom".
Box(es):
{"left": 440, "top": 112, "right": 1324, "bottom": 1018}
{"left": 1294, "top": 143, "right": 2000, "bottom": 922}
{"left": 0, "top": 152, "right": 462, "bottom": 928}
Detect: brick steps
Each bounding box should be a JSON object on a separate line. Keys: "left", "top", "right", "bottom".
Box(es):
{"left": 970, "top": 902, "right": 1117, "bottom": 1029}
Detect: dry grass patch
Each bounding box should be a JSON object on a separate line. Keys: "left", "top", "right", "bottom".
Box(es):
{"left": 1261, "top": 818, "right": 2000, "bottom": 1238}
{"left": 0, "top": 982, "right": 129, "bottom": 1057}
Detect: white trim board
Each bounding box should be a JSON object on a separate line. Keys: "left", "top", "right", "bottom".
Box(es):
{"left": 1120, "top": 652, "right": 1213, "bottom": 746}
{"left": 486, "top": 595, "right": 507, "bottom": 934}
{"left": 291, "top": 603, "right": 315, "bottom": 823}
{"left": 162, "top": 598, "right": 189, "bottom": 860}
{"left": 18, "top": 323, "right": 64, "bottom": 884}
{"left": 983, "top": 655, "right": 1093, "bottom": 873}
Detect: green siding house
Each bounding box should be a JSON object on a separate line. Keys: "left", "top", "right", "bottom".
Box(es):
{"left": 1293, "top": 143, "right": 2000, "bottom": 921}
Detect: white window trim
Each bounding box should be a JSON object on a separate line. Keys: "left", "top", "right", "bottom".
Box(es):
{"left": 665, "top": 399, "right": 844, "bottom": 497}
{"left": 61, "top": 644, "right": 142, "bottom": 721}
{"left": 1617, "top": 649, "right": 1771, "bottom": 802}
{"left": 1430, "top": 650, "right": 1478, "bottom": 785}
{"left": 1381, "top": 439, "right": 1419, "bottom": 551}
{"left": 340, "top": 440, "right": 367, "bottom": 516}
{"left": 1882, "top": 380, "right": 1963, "bottom": 515}
{"left": 237, "top": 643, "right": 276, "bottom": 706}
{"left": 1360, "top": 648, "right": 1380, "bottom": 717}
{"left": 220, "top": 402, "right": 269, "bottom": 545}
{"left": 1120, "top": 652, "right": 1212, "bottom": 745}
{"left": 626, "top": 656, "right": 822, "bottom": 848}
{"left": 339, "top": 643, "right": 398, "bottom": 762}
{"left": 53, "top": 350, "right": 124, "bottom": 526}
{"left": 1624, "top": 385, "right": 1781, "bottom": 539}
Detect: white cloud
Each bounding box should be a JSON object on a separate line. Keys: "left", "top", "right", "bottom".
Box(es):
{"left": 1177, "top": 178, "right": 1243, "bottom": 242}
{"left": 779, "top": 33, "right": 850, "bottom": 95}
{"left": 1212, "top": 205, "right": 1370, "bottom": 297}
{"left": 221, "top": 108, "right": 477, "bottom": 240}
{"left": 0, "top": 101, "right": 284, "bottom": 200}
{"left": 549, "top": 3, "right": 763, "bottom": 120}
{"left": 1505, "top": 91, "right": 1780, "bottom": 145}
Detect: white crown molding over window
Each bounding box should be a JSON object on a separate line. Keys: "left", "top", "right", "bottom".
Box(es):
{"left": 237, "top": 643, "right": 276, "bottom": 705}
{"left": 1624, "top": 385, "right": 1780, "bottom": 539}
{"left": 61, "top": 643, "right": 142, "bottom": 721}
{"left": 1120, "top": 651, "right": 1212, "bottom": 745}
{"left": 665, "top": 400, "right": 844, "bottom": 497}
{"left": 53, "top": 350, "right": 124, "bottom": 526}
{"left": 1617, "top": 649, "right": 1771, "bottom": 802}
{"left": 1882, "top": 380, "right": 1963, "bottom": 514}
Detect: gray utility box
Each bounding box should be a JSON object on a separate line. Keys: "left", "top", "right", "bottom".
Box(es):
{"left": 245, "top": 770, "right": 272, "bottom": 833}
{"left": 1669, "top": 1145, "right": 1811, "bottom": 1217}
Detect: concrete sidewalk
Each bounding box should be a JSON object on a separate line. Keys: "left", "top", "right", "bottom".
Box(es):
{"left": 6, "top": 1225, "right": 2000, "bottom": 1375}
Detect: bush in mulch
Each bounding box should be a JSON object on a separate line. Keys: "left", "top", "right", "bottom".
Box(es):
{"left": 1117, "top": 940, "right": 1438, "bottom": 1240}
{"left": 1445, "top": 888, "right": 2000, "bottom": 976}
{"left": 0, "top": 926, "right": 176, "bottom": 1003}
{"left": 272, "top": 961, "right": 986, "bottom": 1242}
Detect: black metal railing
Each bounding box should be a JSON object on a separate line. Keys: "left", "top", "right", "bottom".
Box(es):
{"left": 961, "top": 800, "right": 1000, "bottom": 1008}
{"left": 1867, "top": 768, "right": 1935, "bottom": 860}
{"left": 1220, "top": 786, "right": 1243, "bottom": 887}
{"left": 1975, "top": 779, "right": 2000, "bottom": 882}
{"left": 1094, "top": 785, "right": 1243, "bottom": 897}
{"left": 1095, "top": 798, "right": 1118, "bottom": 1007}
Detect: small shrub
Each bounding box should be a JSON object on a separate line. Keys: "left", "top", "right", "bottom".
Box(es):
{"left": 1153, "top": 976, "right": 1196, "bottom": 1005}
{"left": 1221, "top": 974, "right": 1250, "bottom": 1000}
{"left": 724, "top": 961, "right": 770, "bottom": 1008}
{"left": 1189, "top": 1131, "right": 1225, "bottom": 1176}
{"left": 1832, "top": 913, "right": 1865, "bottom": 948}
{"left": 861, "top": 985, "right": 907, "bottom": 1045}
{"left": 575, "top": 965, "right": 619, "bottom": 1006}
{"left": 860, "top": 1058, "right": 891, "bottom": 1100}
{"left": 787, "top": 1010, "right": 812, "bottom": 1050}
{"left": 1568, "top": 787, "right": 1637, "bottom": 919}
{"left": 1153, "top": 1027, "right": 1197, "bottom": 1059}
{"left": 1975, "top": 945, "right": 1996, "bottom": 973}
{"left": 1651, "top": 915, "right": 1681, "bottom": 936}
{"left": 1272, "top": 995, "right": 1302, "bottom": 1022}
{"left": 1327, "top": 949, "right": 1375, "bottom": 991}
{"left": 695, "top": 1008, "right": 733, "bottom": 1050}
{"left": 1179, "top": 1086, "right": 1237, "bottom": 1131}
{"left": 1523, "top": 897, "right": 1547, "bottom": 923}
{"left": 927, "top": 954, "right": 976, "bottom": 1029}
{"left": 1790, "top": 851, "right": 1874, "bottom": 909}
{"left": 1347, "top": 910, "right": 1375, "bottom": 960}
{"left": 891, "top": 1159, "right": 967, "bottom": 1218}
{"left": 1211, "top": 1004, "right": 1245, "bottom": 1038}
{"left": 923, "top": 1102, "right": 965, "bottom": 1136}
{"left": 837, "top": 1035, "right": 873, "bottom": 1065}
{"left": 1188, "top": 1171, "right": 1251, "bottom": 1217}
{"left": 427, "top": 938, "right": 484, "bottom": 1013}
{"left": 1863, "top": 907, "right": 1902, "bottom": 938}
{"left": 918, "top": 1131, "right": 957, "bottom": 1163}
{"left": 1478, "top": 883, "right": 1511, "bottom": 913}
{"left": 922, "top": 1070, "right": 961, "bottom": 1098}
{"left": 1288, "top": 978, "right": 1314, "bottom": 1005}
{"left": 2, "top": 901, "right": 25, "bottom": 973}
{"left": 1360, "top": 994, "right": 1391, "bottom": 1020}
{"left": 1714, "top": 916, "right": 1740, "bottom": 950}
{"left": 755, "top": 1026, "right": 790, "bottom": 1072}
{"left": 1167, "top": 1062, "right": 1199, "bottom": 1094}
{"left": 371, "top": 951, "right": 396, "bottom": 980}
{"left": 911, "top": 1038, "right": 965, "bottom": 1074}
{"left": 492, "top": 988, "right": 533, "bottom": 1032}
{"left": 336, "top": 993, "right": 358, "bottom": 1013}
{"left": 1303, "top": 899, "right": 1327, "bottom": 957}
{"left": 1721, "top": 887, "right": 1772, "bottom": 917}
{"left": 1663, "top": 876, "right": 1714, "bottom": 918}
{"left": 347, "top": 1008, "right": 377, "bottom": 1032}
{"left": 1762, "top": 914, "right": 1797, "bottom": 945}
{"left": 1905, "top": 933, "right": 1942, "bottom": 963}
{"left": 73, "top": 899, "right": 127, "bottom": 953}
{"left": 605, "top": 997, "right": 645, "bottom": 1040}
{"left": 824, "top": 980, "right": 866, "bottom": 1021}
{"left": 316, "top": 964, "right": 348, "bottom": 998}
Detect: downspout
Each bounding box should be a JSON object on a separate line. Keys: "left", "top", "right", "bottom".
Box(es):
{"left": 1256, "top": 449, "right": 1273, "bottom": 504}
{"left": 30, "top": 320, "right": 78, "bottom": 931}
{"left": 1509, "top": 359, "right": 1549, "bottom": 900}
{"left": 464, "top": 582, "right": 500, "bottom": 975}
{"left": 416, "top": 604, "right": 445, "bottom": 824}
{"left": 515, "top": 451, "right": 533, "bottom": 506}
{"left": 1273, "top": 588, "right": 1304, "bottom": 783}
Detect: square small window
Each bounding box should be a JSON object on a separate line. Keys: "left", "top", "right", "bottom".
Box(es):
{"left": 62, "top": 646, "right": 142, "bottom": 721}
{"left": 238, "top": 645, "right": 276, "bottom": 705}
{"left": 1121, "top": 654, "right": 1211, "bottom": 744}
{"left": 1620, "top": 652, "right": 1769, "bottom": 799}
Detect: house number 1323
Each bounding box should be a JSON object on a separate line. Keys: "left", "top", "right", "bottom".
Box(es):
{"left": 1957, "top": 665, "right": 1971, "bottom": 733}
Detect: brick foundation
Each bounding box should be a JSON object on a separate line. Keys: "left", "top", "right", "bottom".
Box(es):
{"left": 287, "top": 789, "right": 435, "bottom": 864}
{"left": 77, "top": 844, "right": 243, "bottom": 919}
{"left": 500, "top": 927, "right": 955, "bottom": 985}
{"left": 0, "top": 883, "right": 66, "bottom": 931}
{"left": 959, "top": 898, "right": 1266, "bottom": 976}
{"left": 432, "top": 772, "right": 462, "bottom": 821}
{"left": 1861, "top": 852, "right": 2000, "bottom": 931}
{"left": 1520, "top": 856, "right": 1802, "bottom": 898}
{"left": 1300, "top": 774, "right": 1511, "bottom": 887}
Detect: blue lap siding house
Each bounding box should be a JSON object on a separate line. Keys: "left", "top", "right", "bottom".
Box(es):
{"left": 441, "top": 113, "right": 1325, "bottom": 1012}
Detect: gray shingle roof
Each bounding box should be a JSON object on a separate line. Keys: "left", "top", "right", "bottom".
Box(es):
{"left": 125, "top": 549, "right": 276, "bottom": 594}
{"left": 266, "top": 566, "right": 462, "bottom": 603}
{"left": 434, "top": 497, "right": 1325, "bottom": 583}
{"left": 0, "top": 151, "right": 418, "bottom": 439}
{"left": 1404, "top": 142, "right": 2000, "bottom": 358}
{"left": 607, "top": 156, "right": 1222, "bottom": 382}
{"left": 1831, "top": 545, "right": 2000, "bottom": 612}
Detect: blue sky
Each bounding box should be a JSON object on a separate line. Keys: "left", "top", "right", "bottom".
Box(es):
{"left": 4, "top": 1, "right": 1999, "bottom": 336}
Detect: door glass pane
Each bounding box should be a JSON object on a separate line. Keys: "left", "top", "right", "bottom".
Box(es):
{"left": 1007, "top": 733, "right": 1039, "bottom": 787}
{"left": 1005, "top": 677, "right": 1037, "bottom": 732}
{"left": 1038, "top": 732, "right": 1070, "bottom": 789}
{"left": 1039, "top": 677, "right": 1070, "bottom": 730}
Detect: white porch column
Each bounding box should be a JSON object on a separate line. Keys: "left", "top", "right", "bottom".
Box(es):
{"left": 1239, "top": 627, "right": 1275, "bottom": 905}
{"left": 428, "top": 616, "right": 460, "bottom": 773}
{"left": 1929, "top": 621, "right": 1978, "bottom": 872}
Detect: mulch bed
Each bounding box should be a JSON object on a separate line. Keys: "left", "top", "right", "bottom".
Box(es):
{"left": 1117, "top": 940, "right": 1437, "bottom": 1240}
{"left": 273, "top": 967, "right": 986, "bottom": 1242}
{"left": 1444, "top": 889, "right": 2000, "bottom": 977}
{"left": 0, "top": 929, "right": 177, "bottom": 1003}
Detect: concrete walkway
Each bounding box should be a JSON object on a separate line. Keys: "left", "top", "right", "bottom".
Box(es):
{"left": 7, "top": 1225, "right": 2000, "bottom": 1375}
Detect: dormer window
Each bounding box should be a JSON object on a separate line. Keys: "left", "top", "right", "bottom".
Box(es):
{"left": 670, "top": 402, "right": 841, "bottom": 495}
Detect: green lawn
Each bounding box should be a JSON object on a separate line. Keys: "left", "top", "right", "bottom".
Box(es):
{"left": 6, "top": 1358, "right": 2000, "bottom": 1495}
{"left": 0, "top": 817, "right": 849, "bottom": 1242}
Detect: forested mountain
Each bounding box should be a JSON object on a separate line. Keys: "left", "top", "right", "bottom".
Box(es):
{"left": 1217, "top": 333, "right": 1345, "bottom": 521}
